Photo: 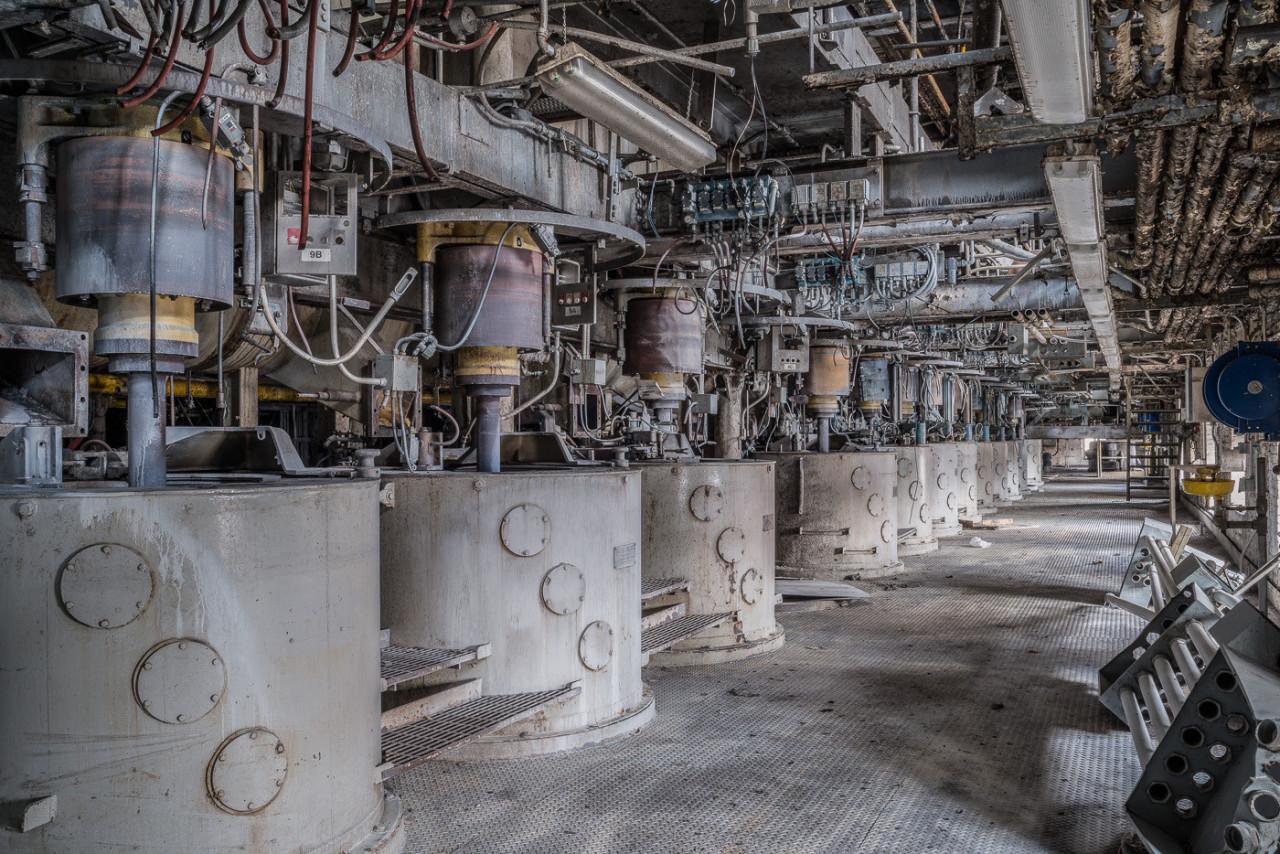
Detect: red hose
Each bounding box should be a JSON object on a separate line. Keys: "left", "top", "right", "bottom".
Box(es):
{"left": 357, "top": 0, "right": 400, "bottom": 61}
{"left": 265, "top": 0, "right": 288, "bottom": 108}
{"left": 116, "top": 31, "right": 158, "bottom": 94}
{"left": 298, "top": 0, "right": 319, "bottom": 249}
{"left": 121, "top": 2, "right": 186, "bottom": 108}
{"left": 238, "top": 0, "right": 280, "bottom": 64}
{"left": 332, "top": 6, "right": 360, "bottom": 76}
{"left": 372, "top": 0, "right": 422, "bottom": 61}
{"left": 422, "top": 22, "right": 497, "bottom": 51}
{"left": 404, "top": 37, "right": 440, "bottom": 181}
{"left": 152, "top": 34, "right": 216, "bottom": 136}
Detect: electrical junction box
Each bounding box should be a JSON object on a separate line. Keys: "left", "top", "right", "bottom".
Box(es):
{"left": 691, "top": 393, "right": 719, "bottom": 415}
{"left": 756, "top": 328, "right": 809, "bottom": 373}
{"left": 375, "top": 354, "right": 420, "bottom": 393}
{"left": 552, "top": 259, "right": 597, "bottom": 327}
{"left": 264, "top": 172, "right": 358, "bottom": 276}
{"left": 1184, "top": 366, "right": 1211, "bottom": 423}
{"left": 571, "top": 358, "right": 608, "bottom": 386}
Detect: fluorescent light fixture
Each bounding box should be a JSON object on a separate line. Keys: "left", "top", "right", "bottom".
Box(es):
{"left": 1000, "top": 0, "right": 1093, "bottom": 124}
{"left": 1061, "top": 240, "right": 1122, "bottom": 374}
{"left": 1044, "top": 155, "right": 1104, "bottom": 246}
{"left": 537, "top": 44, "right": 717, "bottom": 173}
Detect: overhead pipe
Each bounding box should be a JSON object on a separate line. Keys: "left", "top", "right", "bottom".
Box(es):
{"left": 1194, "top": 158, "right": 1280, "bottom": 293}
{"left": 1129, "top": 130, "right": 1164, "bottom": 272}
{"left": 802, "top": 46, "right": 1011, "bottom": 88}
{"left": 1095, "top": 4, "right": 1135, "bottom": 109}
{"left": 1147, "top": 125, "right": 1200, "bottom": 294}
{"left": 1177, "top": 0, "right": 1230, "bottom": 94}
{"left": 1137, "top": 0, "right": 1181, "bottom": 96}
{"left": 1166, "top": 110, "right": 1239, "bottom": 293}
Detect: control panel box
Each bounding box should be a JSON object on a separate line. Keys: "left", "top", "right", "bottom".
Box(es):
{"left": 263, "top": 172, "right": 358, "bottom": 276}
{"left": 551, "top": 260, "right": 597, "bottom": 327}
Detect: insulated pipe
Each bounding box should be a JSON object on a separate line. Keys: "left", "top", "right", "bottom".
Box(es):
{"left": 1186, "top": 620, "right": 1221, "bottom": 662}
{"left": 1138, "top": 670, "right": 1172, "bottom": 741}
{"left": 1153, "top": 654, "right": 1187, "bottom": 715}
{"left": 1167, "top": 114, "right": 1236, "bottom": 293}
{"left": 1171, "top": 637, "right": 1203, "bottom": 683}
{"left": 1120, "top": 686, "right": 1156, "bottom": 765}
{"left": 1148, "top": 126, "right": 1200, "bottom": 293}
{"left": 817, "top": 417, "right": 830, "bottom": 453}
{"left": 1177, "top": 0, "right": 1229, "bottom": 94}
{"left": 1130, "top": 130, "right": 1164, "bottom": 273}
{"left": 1138, "top": 0, "right": 1181, "bottom": 96}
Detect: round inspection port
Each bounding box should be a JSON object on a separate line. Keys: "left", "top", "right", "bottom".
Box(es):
{"left": 1224, "top": 823, "right": 1261, "bottom": 853}
{"left": 1250, "top": 791, "right": 1280, "bottom": 821}
{"left": 1163, "top": 754, "right": 1188, "bottom": 775}
{"left": 1180, "top": 726, "right": 1205, "bottom": 748}
{"left": 1258, "top": 719, "right": 1280, "bottom": 750}
{"left": 1216, "top": 671, "right": 1240, "bottom": 692}
{"left": 1197, "top": 699, "right": 1222, "bottom": 722}
{"left": 1146, "top": 782, "right": 1171, "bottom": 803}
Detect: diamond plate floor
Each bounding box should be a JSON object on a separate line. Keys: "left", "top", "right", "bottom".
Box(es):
{"left": 388, "top": 477, "right": 1228, "bottom": 854}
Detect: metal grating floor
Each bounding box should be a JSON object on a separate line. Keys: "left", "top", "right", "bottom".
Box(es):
{"left": 382, "top": 686, "right": 581, "bottom": 778}
{"left": 641, "top": 577, "right": 689, "bottom": 600}
{"left": 641, "top": 613, "right": 733, "bottom": 654}
{"left": 388, "top": 478, "right": 1229, "bottom": 853}
{"left": 381, "top": 645, "right": 487, "bottom": 691}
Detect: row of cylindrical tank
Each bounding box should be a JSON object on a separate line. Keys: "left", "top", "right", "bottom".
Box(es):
{"left": 0, "top": 439, "right": 1040, "bottom": 853}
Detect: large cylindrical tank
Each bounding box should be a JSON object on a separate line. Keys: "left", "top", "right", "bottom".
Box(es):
{"left": 622, "top": 294, "right": 704, "bottom": 375}
{"left": 759, "top": 451, "right": 902, "bottom": 580}
{"left": 805, "top": 344, "right": 852, "bottom": 398}
{"left": 927, "top": 443, "right": 962, "bottom": 537}
{"left": 895, "top": 446, "right": 938, "bottom": 555}
{"left": 637, "top": 460, "right": 785, "bottom": 665}
{"left": 434, "top": 243, "right": 544, "bottom": 349}
{"left": 996, "top": 440, "right": 1022, "bottom": 502}
{"left": 379, "top": 469, "right": 653, "bottom": 758}
{"left": 976, "top": 441, "right": 1000, "bottom": 512}
{"left": 1020, "top": 438, "right": 1044, "bottom": 491}
{"left": 0, "top": 481, "right": 402, "bottom": 854}
{"left": 954, "top": 441, "right": 982, "bottom": 521}
{"left": 56, "top": 135, "right": 234, "bottom": 307}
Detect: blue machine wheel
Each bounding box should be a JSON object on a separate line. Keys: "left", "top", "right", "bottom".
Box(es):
{"left": 1202, "top": 342, "right": 1280, "bottom": 439}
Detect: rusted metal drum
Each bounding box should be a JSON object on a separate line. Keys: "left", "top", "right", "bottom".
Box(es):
{"left": 928, "top": 443, "right": 962, "bottom": 537}
{"left": 434, "top": 243, "right": 544, "bottom": 350}
{"left": 955, "top": 441, "right": 982, "bottom": 521}
{"left": 895, "top": 446, "right": 939, "bottom": 555}
{"left": 0, "top": 480, "right": 403, "bottom": 854}
{"left": 636, "top": 460, "right": 785, "bottom": 665}
{"left": 622, "top": 294, "right": 704, "bottom": 375}
{"left": 759, "top": 450, "right": 903, "bottom": 580}
{"left": 380, "top": 468, "right": 654, "bottom": 758}
{"left": 55, "top": 136, "right": 234, "bottom": 307}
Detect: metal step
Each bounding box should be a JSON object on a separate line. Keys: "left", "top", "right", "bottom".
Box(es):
{"left": 380, "top": 644, "right": 491, "bottom": 691}
{"left": 641, "top": 577, "right": 688, "bottom": 601}
{"left": 641, "top": 612, "right": 732, "bottom": 654}
{"left": 380, "top": 684, "right": 581, "bottom": 779}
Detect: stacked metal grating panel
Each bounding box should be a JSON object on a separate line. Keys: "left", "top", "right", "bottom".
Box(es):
{"left": 1102, "top": 521, "right": 1280, "bottom": 853}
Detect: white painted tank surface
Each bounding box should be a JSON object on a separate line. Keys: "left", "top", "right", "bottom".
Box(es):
{"left": 928, "top": 443, "right": 963, "bottom": 538}
{"left": 0, "top": 480, "right": 403, "bottom": 854}
{"left": 380, "top": 468, "right": 653, "bottom": 758}
{"left": 760, "top": 450, "right": 903, "bottom": 580}
{"left": 636, "top": 460, "right": 785, "bottom": 665}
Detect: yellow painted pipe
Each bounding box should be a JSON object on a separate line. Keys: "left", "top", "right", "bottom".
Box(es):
{"left": 89, "top": 374, "right": 305, "bottom": 403}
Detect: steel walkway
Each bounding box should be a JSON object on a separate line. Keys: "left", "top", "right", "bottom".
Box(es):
{"left": 389, "top": 478, "right": 1227, "bottom": 853}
